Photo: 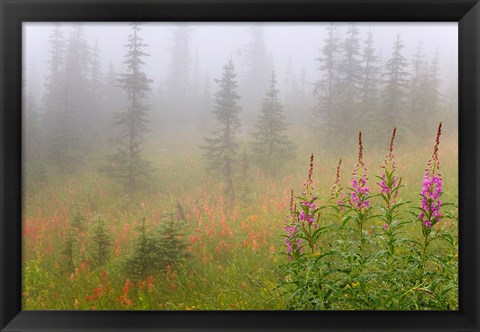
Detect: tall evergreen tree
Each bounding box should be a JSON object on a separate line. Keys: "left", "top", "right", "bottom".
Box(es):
{"left": 201, "top": 59, "right": 241, "bottom": 202}
{"left": 165, "top": 26, "right": 191, "bottom": 121}
{"left": 409, "top": 41, "right": 426, "bottom": 137}
{"left": 251, "top": 70, "right": 294, "bottom": 176}
{"left": 242, "top": 25, "right": 269, "bottom": 122}
{"left": 103, "top": 23, "right": 153, "bottom": 194}
{"left": 88, "top": 39, "right": 107, "bottom": 137}
{"left": 64, "top": 24, "right": 91, "bottom": 134}
{"left": 421, "top": 50, "right": 442, "bottom": 133}
{"left": 380, "top": 35, "right": 410, "bottom": 143}
{"left": 335, "top": 23, "right": 363, "bottom": 143}
{"left": 359, "top": 28, "right": 381, "bottom": 136}
{"left": 43, "top": 24, "right": 83, "bottom": 172}
{"left": 43, "top": 23, "right": 65, "bottom": 114}
{"left": 23, "top": 86, "right": 45, "bottom": 185}
{"left": 313, "top": 23, "right": 340, "bottom": 144}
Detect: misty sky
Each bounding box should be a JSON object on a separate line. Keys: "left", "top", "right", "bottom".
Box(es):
{"left": 23, "top": 22, "right": 457, "bottom": 100}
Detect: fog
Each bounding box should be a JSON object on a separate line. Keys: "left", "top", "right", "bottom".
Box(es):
{"left": 24, "top": 22, "right": 457, "bottom": 105}
{"left": 22, "top": 22, "right": 458, "bottom": 190}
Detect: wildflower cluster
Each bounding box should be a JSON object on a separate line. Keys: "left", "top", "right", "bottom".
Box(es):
{"left": 280, "top": 124, "right": 457, "bottom": 310}
{"left": 284, "top": 154, "right": 323, "bottom": 257}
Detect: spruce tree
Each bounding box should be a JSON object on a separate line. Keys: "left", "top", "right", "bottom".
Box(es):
{"left": 313, "top": 23, "right": 340, "bottom": 144}
{"left": 201, "top": 59, "right": 241, "bottom": 202}
{"left": 251, "top": 70, "right": 294, "bottom": 176}
{"left": 103, "top": 23, "right": 153, "bottom": 194}
{"left": 359, "top": 28, "right": 380, "bottom": 136}
{"left": 165, "top": 26, "right": 191, "bottom": 122}
{"left": 157, "top": 208, "right": 189, "bottom": 266}
{"left": 380, "top": 35, "right": 410, "bottom": 143}
{"left": 123, "top": 215, "right": 163, "bottom": 280}
{"left": 242, "top": 25, "right": 269, "bottom": 122}
{"left": 91, "top": 216, "right": 111, "bottom": 266}
{"left": 335, "top": 23, "right": 363, "bottom": 144}
{"left": 42, "top": 24, "right": 78, "bottom": 172}
{"left": 23, "top": 86, "right": 45, "bottom": 185}
{"left": 61, "top": 228, "right": 77, "bottom": 273}
{"left": 63, "top": 23, "right": 91, "bottom": 153}
{"left": 409, "top": 41, "right": 426, "bottom": 138}
{"left": 88, "top": 39, "right": 106, "bottom": 137}
{"left": 421, "top": 50, "right": 442, "bottom": 133}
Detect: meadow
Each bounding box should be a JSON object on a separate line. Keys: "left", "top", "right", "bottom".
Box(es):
{"left": 22, "top": 124, "right": 458, "bottom": 310}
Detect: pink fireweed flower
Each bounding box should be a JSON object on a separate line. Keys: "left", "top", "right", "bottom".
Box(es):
{"left": 299, "top": 211, "right": 315, "bottom": 224}
{"left": 284, "top": 224, "right": 302, "bottom": 257}
{"left": 418, "top": 174, "right": 443, "bottom": 227}
{"left": 418, "top": 123, "right": 443, "bottom": 228}
{"left": 285, "top": 193, "right": 302, "bottom": 258}
{"left": 299, "top": 201, "right": 317, "bottom": 210}
{"left": 350, "top": 132, "right": 370, "bottom": 210}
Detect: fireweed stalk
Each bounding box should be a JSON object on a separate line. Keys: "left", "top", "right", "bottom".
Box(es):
{"left": 285, "top": 154, "right": 322, "bottom": 255}
{"left": 329, "top": 158, "right": 349, "bottom": 250}
{"left": 348, "top": 132, "right": 371, "bottom": 270}
{"left": 331, "top": 159, "right": 345, "bottom": 209}
{"left": 285, "top": 189, "right": 301, "bottom": 260}
{"left": 376, "top": 128, "right": 405, "bottom": 269}
{"left": 298, "top": 154, "right": 321, "bottom": 253}
{"left": 418, "top": 123, "right": 443, "bottom": 265}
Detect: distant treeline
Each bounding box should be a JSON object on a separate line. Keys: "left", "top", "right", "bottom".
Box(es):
{"left": 23, "top": 23, "right": 457, "bottom": 193}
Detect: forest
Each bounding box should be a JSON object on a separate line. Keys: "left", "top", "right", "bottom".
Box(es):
{"left": 22, "top": 22, "right": 458, "bottom": 310}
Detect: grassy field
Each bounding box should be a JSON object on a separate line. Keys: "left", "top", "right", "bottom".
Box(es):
{"left": 22, "top": 125, "right": 458, "bottom": 310}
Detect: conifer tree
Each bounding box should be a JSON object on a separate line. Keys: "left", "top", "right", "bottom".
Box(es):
{"left": 71, "top": 210, "right": 85, "bottom": 232}
{"left": 88, "top": 40, "right": 106, "bottom": 136}
{"left": 63, "top": 23, "right": 91, "bottom": 149}
{"left": 42, "top": 24, "right": 77, "bottom": 172}
{"left": 359, "top": 28, "right": 380, "bottom": 135}
{"left": 380, "top": 35, "right": 410, "bottom": 143}
{"left": 165, "top": 26, "right": 191, "bottom": 121}
{"left": 123, "top": 215, "right": 163, "bottom": 280}
{"left": 61, "top": 228, "right": 77, "bottom": 273}
{"left": 23, "top": 86, "right": 45, "bottom": 185}
{"left": 409, "top": 41, "right": 426, "bottom": 137}
{"left": 91, "top": 216, "right": 111, "bottom": 266}
{"left": 251, "top": 70, "right": 294, "bottom": 176}
{"left": 242, "top": 25, "right": 269, "bottom": 122}
{"left": 421, "top": 50, "right": 442, "bottom": 133}
{"left": 43, "top": 24, "right": 65, "bottom": 115}
{"left": 201, "top": 59, "right": 241, "bottom": 202}
{"left": 313, "top": 23, "right": 340, "bottom": 144}
{"left": 335, "top": 23, "right": 363, "bottom": 143}
{"left": 103, "top": 23, "right": 153, "bottom": 194}
{"left": 157, "top": 209, "right": 189, "bottom": 266}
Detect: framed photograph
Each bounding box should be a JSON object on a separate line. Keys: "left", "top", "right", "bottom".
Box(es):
{"left": 1, "top": 0, "right": 479, "bottom": 331}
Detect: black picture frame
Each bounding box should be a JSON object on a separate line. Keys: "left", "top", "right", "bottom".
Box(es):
{"left": 1, "top": 0, "right": 479, "bottom": 331}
